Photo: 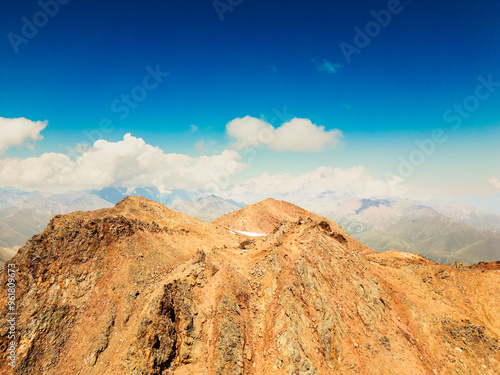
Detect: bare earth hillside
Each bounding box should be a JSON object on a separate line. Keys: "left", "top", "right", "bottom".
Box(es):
{"left": 0, "top": 197, "right": 499, "bottom": 374}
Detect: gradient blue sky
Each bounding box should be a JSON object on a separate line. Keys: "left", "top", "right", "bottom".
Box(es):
{"left": 1, "top": 0, "right": 499, "bottom": 199}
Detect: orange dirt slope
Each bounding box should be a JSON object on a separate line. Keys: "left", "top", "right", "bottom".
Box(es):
{"left": 0, "top": 197, "right": 498, "bottom": 374}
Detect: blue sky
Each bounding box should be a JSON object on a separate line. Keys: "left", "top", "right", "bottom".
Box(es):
{"left": 1, "top": 0, "right": 499, "bottom": 200}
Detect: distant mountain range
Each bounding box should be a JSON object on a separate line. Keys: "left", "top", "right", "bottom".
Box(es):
{"left": 0, "top": 187, "right": 499, "bottom": 265}
{"left": 172, "top": 195, "right": 245, "bottom": 222}
{"left": 440, "top": 194, "right": 500, "bottom": 216}
{"left": 431, "top": 202, "right": 500, "bottom": 230}
{"left": 314, "top": 196, "right": 500, "bottom": 265}
{"left": 0, "top": 188, "right": 113, "bottom": 247}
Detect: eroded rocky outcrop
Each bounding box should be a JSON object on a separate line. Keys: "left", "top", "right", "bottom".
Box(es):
{"left": 0, "top": 197, "right": 499, "bottom": 374}
{"left": 127, "top": 284, "right": 177, "bottom": 374}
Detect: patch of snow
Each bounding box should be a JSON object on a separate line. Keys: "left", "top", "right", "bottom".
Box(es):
{"left": 234, "top": 230, "right": 266, "bottom": 237}
{"left": 228, "top": 230, "right": 236, "bottom": 234}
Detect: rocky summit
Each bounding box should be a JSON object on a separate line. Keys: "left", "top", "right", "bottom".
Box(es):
{"left": 1, "top": 197, "right": 499, "bottom": 374}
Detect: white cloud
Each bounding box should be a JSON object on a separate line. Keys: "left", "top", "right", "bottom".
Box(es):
{"left": 488, "top": 176, "right": 500, "bottom": 190}
{"left": 0, "top": 133, "right": 248, "bottom": 193}
{"left": 190, "top": 124, "right": 199, "bottom": 132}
{"left": 226, "top": 116, "right": 342, "bottom": 152}
{"left": 218, "top": 166, "right": 411, "bottom": 204}
{"left": 0, "top": 117, "right": 47, "bottom": 153}
{"left": 312, "top": 59, "right": 342, "bottom": 74}
{"left": 226, "top": 116, "right": 274, "bottom": 148}
{"left": 272, "top": 118, "right": 342, "bottom": 151}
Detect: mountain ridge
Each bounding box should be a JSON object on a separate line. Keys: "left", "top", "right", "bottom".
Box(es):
{"left": 2, "top": 189, "right": 500, "bottom": 266}
{"left": 1, "top": 197, "right": 499, "bottom": 374}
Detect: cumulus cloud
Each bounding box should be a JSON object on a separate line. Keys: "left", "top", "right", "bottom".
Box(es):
{"left": 488, "top": 176, "right": 500, "bottom": 190}
{"left": 312, "top": 59, "right": 342, "bottom": 74}
{"left": 226, "top": 116, "right": 342, "bottom": 152}
{"left": 218, "top": 166, "right": 411, "bottom": 204}
{"left": 272, "top": 118, "right": 342, "bottom": 151}
{"left": 226, "top": 116, "right": 274, "bottom": 148}
{"left": 0, "top": 117, "right": 47, "bottom": 153}
{"left": 0, "top": 133, "right": 248, "bottom": 193}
